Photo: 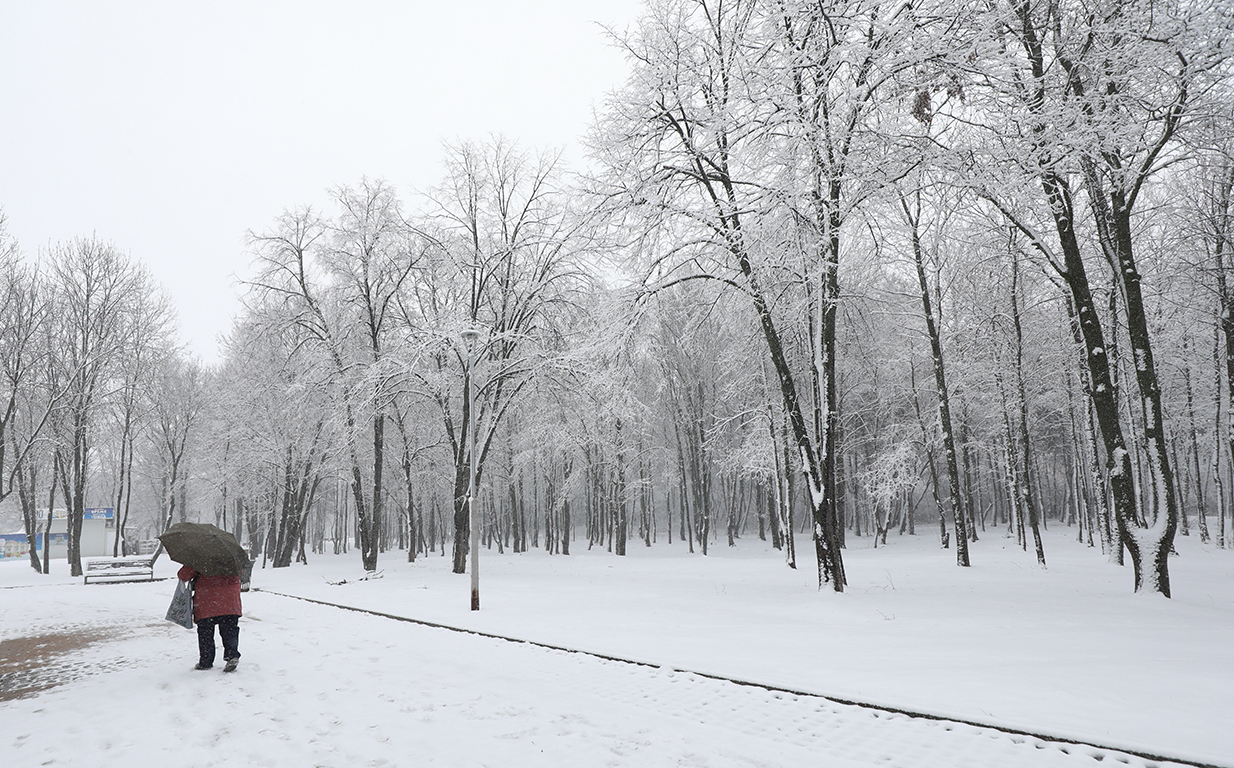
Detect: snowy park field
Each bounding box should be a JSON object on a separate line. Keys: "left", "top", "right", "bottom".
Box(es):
{"left": 2, "top": 528, "right": 1231, "bottom": 767}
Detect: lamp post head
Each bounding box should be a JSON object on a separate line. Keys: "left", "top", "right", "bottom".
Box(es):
{"left": 461, "top": 328, "right": 482, "bottom": 345}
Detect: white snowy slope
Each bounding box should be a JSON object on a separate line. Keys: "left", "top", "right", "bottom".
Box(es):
{"left": 1, "top": 528, "right": 1230, "bottom": 767}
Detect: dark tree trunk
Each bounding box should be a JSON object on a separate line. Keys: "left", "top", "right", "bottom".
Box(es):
{"left": 366, "top": 413, "right": 384, "bottom": 569}
{"left": 43, "top": 453, "right": 60, "bottom": 575}
{"left": 1098, "top": 190, "right": 1177, "bottom": 592}
{"left": 451, "top": 459, "right": 470, "bottom": 572}
{"left": 913, "top": 364, "right": 948, "bottom": 550}
{"left": 1040, "top": 175, "right": 1149, "bottom": 585}
{"left": 1213, "top": 327, "right": 1229, "bottom": 548}
{"left": 112, "top": 420, "right": 130, "bottom": 556}
{"left": 763, "top": 399, "right": 784, "bottom": 551}
{"left": 1066, "top": 296, "right": 1118, "bottom": 560}
{"left": 615, "top": 419, "right": 627, "bottom": 556}
{"left": 735, "top": 238, "right": 842, "bottom": 588}
{"left": 1010, "top": 0, "right": 1175, "bottom": 591}
{"left": 1009, "top": 256, "right": 1046, "bottom": 567}
{"left": 781, "top": 412, "right": 797, "bottom": 569}
{"left": 560, "top": 460, "right": 572, "bottom": 556}
{"left": 67, "top": 416, "right": 88, "bottom": 578}
{"left": 906, "top": 196, "right": 969, "bottom": 565}
{"left": 16, "top": 455, "right": 40, "bottom": 573}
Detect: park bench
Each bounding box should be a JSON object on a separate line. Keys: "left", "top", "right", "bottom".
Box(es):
{"left": 82, "top": 555, "right": 156, "bottom": 584}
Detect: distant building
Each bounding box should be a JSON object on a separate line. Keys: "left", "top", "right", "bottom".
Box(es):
{"left": 0, "top": 507, "right": 116, "bottom": 559}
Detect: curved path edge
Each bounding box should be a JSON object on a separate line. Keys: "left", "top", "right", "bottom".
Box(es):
{"left": 253, "top": 587, "right": 1225, "bottom": 768}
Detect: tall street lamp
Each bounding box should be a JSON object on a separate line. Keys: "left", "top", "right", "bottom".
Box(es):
{"left": 461, "top": 327, "right": 482, "bottom": 611}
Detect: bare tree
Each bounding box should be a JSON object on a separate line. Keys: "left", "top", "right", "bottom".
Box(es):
{"left": 46, "top": 237, "right": 145, "bottom": 577}
{"left": 109, "top": 279, "right": 174, "bottom": 554}
{"left": 0, "top": 219, "right": 60, "bottom": 572}
{"left": 972, "top": 0, "right": 1230, "bottom": 594}
{"left": 900, "top": 189, "right": 971, "bottom": 564}
{"left": 249, "top": 182, "right": 422, "bottom": 572}
{"left": 324, "top": 179, "right": 422, "bottom": 567}
{"left": 593, "top": 0, "right": 942, "bottom": 589}
{"left": 406, "top": 138, "right": 588, "bottom": 574}
{"left": 152, "top": 355, "right": 207, "bottom": 533}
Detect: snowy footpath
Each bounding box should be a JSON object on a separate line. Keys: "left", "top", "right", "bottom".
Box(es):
{"left": 2, "top": 530, "right": 1231, "bottom": 767}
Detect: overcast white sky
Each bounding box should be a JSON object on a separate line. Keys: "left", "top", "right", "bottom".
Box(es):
{"left": 0, "top": 1, "right": 640, "bottom": 363}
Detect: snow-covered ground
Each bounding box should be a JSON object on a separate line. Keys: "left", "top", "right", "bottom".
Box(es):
{"left": 2, "top": 527, "right": 1230, "bottom": 767}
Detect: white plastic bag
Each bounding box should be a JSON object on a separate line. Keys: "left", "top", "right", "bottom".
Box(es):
{"left": 165, "top": 578, "right": 194, "bottom": 629}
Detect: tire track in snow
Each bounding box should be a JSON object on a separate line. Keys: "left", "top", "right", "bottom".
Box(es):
{"left": 255, "top": 588, "right": 1222, "bottom": 768}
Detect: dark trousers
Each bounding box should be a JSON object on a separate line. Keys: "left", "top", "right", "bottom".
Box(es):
{"left": 196, "top": 615, "right": 240, "bottom": 666}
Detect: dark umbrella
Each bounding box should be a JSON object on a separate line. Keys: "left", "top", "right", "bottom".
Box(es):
{"left": 158, "top": 522, "right": 249, "bottom": 576}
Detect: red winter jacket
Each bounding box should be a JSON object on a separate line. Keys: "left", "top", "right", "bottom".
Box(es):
{"left": 177, "top": 566, "right": 242, "bottom": 621}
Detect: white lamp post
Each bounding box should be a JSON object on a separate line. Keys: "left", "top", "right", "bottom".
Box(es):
{"left": 461, "top": 327, "right": 482, "bottom": 611}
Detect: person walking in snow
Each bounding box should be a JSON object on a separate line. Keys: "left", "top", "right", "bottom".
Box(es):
{"left": 177, "top": 564, "right": 242, "bottom": 672}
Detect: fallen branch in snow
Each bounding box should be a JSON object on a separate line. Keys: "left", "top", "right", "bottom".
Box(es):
{"left": 323, "top": 570, "right": 384, "bottom": 586}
